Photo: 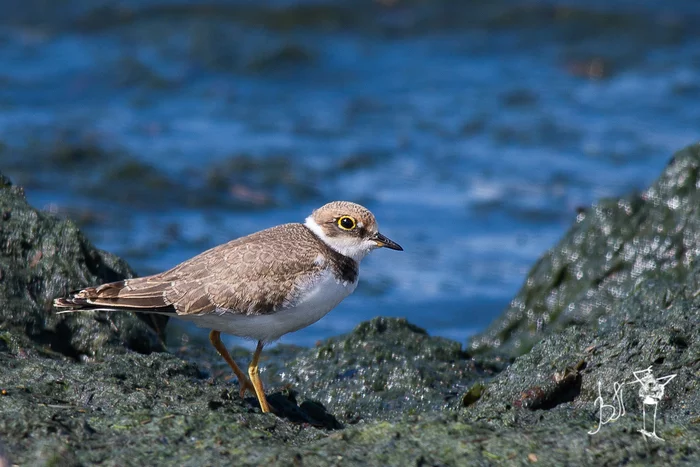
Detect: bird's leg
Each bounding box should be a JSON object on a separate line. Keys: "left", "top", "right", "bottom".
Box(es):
{"left": 209, "top": 330, "right": 255, "bottom": 398}
{"left": 248, "top": 340, "right": 272, "bottom": 413}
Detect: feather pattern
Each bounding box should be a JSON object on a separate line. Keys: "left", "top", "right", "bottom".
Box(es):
{"left": 54, "top": 223, "right": 357, "bottom": 318}
{"left": 53, "top": 201, "right": 402, "bottom": 343}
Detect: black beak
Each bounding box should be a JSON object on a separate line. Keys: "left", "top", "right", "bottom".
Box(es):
{"left": 372, "top": 232, "right": 403, "bottom": 251}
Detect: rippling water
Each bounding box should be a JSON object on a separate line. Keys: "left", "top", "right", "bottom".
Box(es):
{"left": 2, "top": 0, "right": 698, "bottom": 347}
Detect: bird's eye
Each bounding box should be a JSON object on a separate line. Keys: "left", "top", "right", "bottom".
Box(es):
{"left": 337, "top": 216, "right": 356, "bottom": 230}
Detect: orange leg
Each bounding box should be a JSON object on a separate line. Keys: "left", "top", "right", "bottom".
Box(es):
{"left": 248, "top": 340, "right": 272, "bottom": 413}
{"left": 209, "top": 330, "right": 255, "bottom": 399}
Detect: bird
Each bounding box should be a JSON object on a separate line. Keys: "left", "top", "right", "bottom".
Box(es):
{"left": 54, "top": 201, "right": 403, "bottom": 413}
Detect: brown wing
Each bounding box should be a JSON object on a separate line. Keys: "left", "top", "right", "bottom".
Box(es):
{"left": 54, "top": 223, "right": 328, "bottom": 316}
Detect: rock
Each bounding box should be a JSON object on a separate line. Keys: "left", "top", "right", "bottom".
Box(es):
{"left": 469, "top": 143, "right": 700, "bottom": 359}
{"left": 460, "top": 260, "right": 700, "bottom": 464}
{"left": 458, "top": 144, "right": 700, "bottom": 463}
{"left": 273, "top": 317, "right": 483, "bottom": 422}
{"left": 0, "top": 173, "right": 166, "bottom": 359}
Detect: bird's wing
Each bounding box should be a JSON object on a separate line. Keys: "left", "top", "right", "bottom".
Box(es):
{"left": 54, "top": 224, "right": 327, "bottom": 316}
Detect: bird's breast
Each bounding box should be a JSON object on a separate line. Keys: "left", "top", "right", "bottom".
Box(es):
{"left": 182, "top": 268, "right": 358, "bottom": 343}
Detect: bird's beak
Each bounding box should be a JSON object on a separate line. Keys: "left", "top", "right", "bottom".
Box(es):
{"left": 371, "top": 232, "right": 403, "bottom": 251}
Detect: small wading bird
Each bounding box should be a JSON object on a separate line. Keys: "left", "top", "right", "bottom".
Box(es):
{"left": 54, "top": 201, "right": 403, "bottom": 413}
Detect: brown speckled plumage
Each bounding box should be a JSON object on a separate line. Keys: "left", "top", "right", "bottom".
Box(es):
{"left": 54, "top": 223, "right": 357, "bottom": 316}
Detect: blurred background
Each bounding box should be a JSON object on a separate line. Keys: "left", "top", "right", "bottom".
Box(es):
{"left": 1, "top": 0, "right": 698, "bottom": 348}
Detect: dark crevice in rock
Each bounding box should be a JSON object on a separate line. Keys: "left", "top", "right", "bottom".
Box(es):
{"left": 513, "top": 361, "right": 586, "bottom": 411}
{"left": 528, "top": 372, "right": 583, "bottom": 411}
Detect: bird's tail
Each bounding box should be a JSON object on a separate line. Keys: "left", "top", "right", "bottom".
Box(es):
{"left": 53, "top": 283, "right": 171, "bottom": 339}
{"left": 53, "top": 294, "right": 117, "bottom": 314}
{"left": 53, "top": 278, "right": 176, "bottom": 314}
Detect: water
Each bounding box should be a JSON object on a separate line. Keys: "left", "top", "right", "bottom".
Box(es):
{"left": 1, "top": 0, "right": 698, "bottom": 349}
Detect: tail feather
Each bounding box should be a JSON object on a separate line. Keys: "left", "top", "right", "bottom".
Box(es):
{"left": 53, "top": 278, "right": 177, "bottom": 314}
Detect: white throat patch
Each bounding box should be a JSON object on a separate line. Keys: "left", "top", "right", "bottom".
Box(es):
{"left": 304, "top": 216, "right": 374, "bottom": 261}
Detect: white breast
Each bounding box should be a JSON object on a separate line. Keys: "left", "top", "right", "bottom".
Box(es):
{"left": 176, "top": 269, "right": 358, "bottom": 343}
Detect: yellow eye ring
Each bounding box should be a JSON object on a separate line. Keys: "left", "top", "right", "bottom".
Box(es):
{"left": 337, "top": 216, "right": 357, "bottom": 230}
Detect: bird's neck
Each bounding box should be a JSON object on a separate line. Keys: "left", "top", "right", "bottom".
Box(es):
{"left": 304, "top": 217, "right": 371, "bottom": 262}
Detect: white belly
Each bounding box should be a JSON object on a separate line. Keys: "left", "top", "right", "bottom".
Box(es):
{"left": 176, "top": 269, "right": 358, "bottom": 343}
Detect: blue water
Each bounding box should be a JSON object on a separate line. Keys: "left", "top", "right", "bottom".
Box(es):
{"left": 2, "top": 0, "right": 698, "bottom": 348}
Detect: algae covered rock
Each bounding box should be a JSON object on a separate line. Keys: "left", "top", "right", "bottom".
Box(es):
{"left": 0, "top": 172, "right": 165, "bottom": 358}
{"left": 459, "top": 145, "right": 700, "bottom": 463}
{"left": 458, "top": 258, "right": 700, "bottom": 465}
{"left": 0, "top": 318, "right": 486, "bottom": 466}
{"left": 276, "top": 317, "right": 484, "bottom": 422}
{"left": 469, "top": 143, "right": 700, "bottom": 359}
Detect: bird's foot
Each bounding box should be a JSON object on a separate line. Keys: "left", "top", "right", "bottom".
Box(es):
{"left": 238, "top": 376, "right": 256, "bottom": 399}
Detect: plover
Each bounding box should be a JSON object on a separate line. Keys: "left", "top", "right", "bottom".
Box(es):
{"left": 54, "top": 201, "right": 402, "bottom": 413}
